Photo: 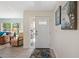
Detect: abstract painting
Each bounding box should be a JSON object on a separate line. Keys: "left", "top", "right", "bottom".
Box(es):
{"left": 55, "top": 6, "right": 61, "bottom": 25}
{"left": 61, "top": 1, "right": 77, "bottom": 30}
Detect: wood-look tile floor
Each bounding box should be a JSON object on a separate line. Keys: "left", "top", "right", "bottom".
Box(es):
{"left": 0, "top": 47, "right": 34, "bottom": 58}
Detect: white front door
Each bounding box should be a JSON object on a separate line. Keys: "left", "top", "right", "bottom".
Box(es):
{"left": 35, "top": 16, "right": 50, "bottom": 48}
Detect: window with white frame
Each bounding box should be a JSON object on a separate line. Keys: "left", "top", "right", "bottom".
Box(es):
{"left": 2, "top": 22, "right": 11, "bottom": 32}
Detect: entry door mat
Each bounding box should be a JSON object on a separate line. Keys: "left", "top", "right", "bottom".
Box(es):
{"left": 30, "top": 48, "right": 56, "bottom": 58}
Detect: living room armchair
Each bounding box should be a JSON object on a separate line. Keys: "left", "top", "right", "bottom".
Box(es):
{"left": 10, "top": 33, "right": 23, "bottom": 47}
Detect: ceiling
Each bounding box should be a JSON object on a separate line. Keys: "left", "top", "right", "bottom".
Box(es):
{"left": 0, "top": 1, "right": 59, "bottom": 18}
{"left": 0, "top": 1, "right": 58, "bottom": 11}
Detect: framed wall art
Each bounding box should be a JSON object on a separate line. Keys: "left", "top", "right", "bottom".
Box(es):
{"left": 55, "top": 6, "right": 61, "bottom": 25}
{"left": 61, "top": 1, "right": 77, "bottom": 30}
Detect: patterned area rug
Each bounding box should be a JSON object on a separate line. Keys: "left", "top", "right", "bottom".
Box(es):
{"left": 30, "top": 48, "right": 56, "bottom": 58}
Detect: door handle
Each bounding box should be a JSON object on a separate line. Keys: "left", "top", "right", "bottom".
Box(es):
{"left": 35, "top": 30, "right": 38, "bottom": 36}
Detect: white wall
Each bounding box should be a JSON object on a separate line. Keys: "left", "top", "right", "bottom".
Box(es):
{"left": 0, "top": 10, "right": 23, "bottom": 18}
{"left": 50, "top": 1, "right": 79, "bottom": 58}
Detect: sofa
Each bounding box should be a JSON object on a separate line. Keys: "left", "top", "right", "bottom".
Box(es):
{"left": 0, "top": 32, "right": 10, "bottom": 45}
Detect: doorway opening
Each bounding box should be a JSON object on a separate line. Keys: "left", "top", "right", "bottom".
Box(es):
{"left": 0, "top": 18, "right": 24, "bottom": 48}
